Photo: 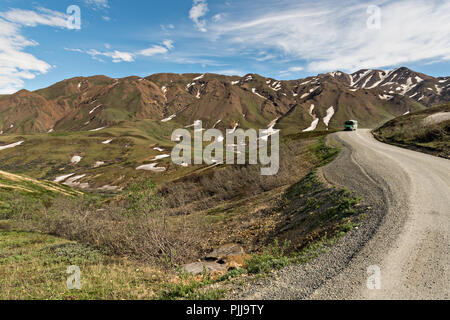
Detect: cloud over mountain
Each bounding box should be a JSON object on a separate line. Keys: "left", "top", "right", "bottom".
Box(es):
{"left": 205, "top": 0, "right": 450, "bottom": 72}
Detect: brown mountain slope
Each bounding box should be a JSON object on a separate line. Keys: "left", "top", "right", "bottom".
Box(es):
{"left": 0, "top": 90, "right": 66, "bottom": 133}
{"left": 324, "top": 67, "right": 449, "bottom": 107}
{"left": 0, "top": 67, "right": 448, "bottom": 135}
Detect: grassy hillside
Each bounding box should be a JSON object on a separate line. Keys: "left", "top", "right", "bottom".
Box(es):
{"left": 0, "top": 118, "right": 219, "bottom": 190}
{"left": 373, "top": 103, "right": 450, "bottom": 158}
{"left": 0, "top": 170, "right": 82, "bottom": 219}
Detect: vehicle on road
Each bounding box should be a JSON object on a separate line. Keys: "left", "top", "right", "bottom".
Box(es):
{"left": 344, "top": 120, "right": 358, "bottom": 131}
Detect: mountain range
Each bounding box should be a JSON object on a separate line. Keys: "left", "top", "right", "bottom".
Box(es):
{"left": 0, "top": 67, "right": 448, "bottom": 191}
{"left": 1, "top": 67, "right": 448, "bottom": 135}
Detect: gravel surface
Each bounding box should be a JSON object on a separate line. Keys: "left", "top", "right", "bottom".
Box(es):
{"left": 231, "top": 129, "right": 449, "bottom": 300}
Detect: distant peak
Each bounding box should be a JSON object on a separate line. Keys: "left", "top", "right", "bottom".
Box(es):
{"left": 16, "top": 89, "right": 31, "bottom": 95}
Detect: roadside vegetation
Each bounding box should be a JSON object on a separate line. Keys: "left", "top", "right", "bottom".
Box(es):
{"left": 373, "top": 103, "right": 450, "bottom": 159}
{"left": 1, "top": 131, "right": 365, "bottom": 300}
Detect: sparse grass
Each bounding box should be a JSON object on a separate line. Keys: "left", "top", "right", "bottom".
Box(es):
{"left": 0, "top": 231, "right": 165, "bottom": 300}
{"left": 0, "top": 170, "right": 82, "bottom": 219}
{"left": 157, "top": 269, "right": 225, "bottom": 300}
{"left": 308, "top": 135, "right": 341, "bottom": 166}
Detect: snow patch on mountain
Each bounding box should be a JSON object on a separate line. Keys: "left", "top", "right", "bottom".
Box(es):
{"left": 185, "top": 120, "right": 202, "bottom": 128}
{"left": 366, "top": 71, "right": 389, "bottom": 89}
{"left": 323, "top": 106, "right": 335, "bottom": 127}
{"left": 151, "top": 154, "right": 170, "bottom": 161}
{"left": 63, "top": 174, "right": 89, "bottom": 189}
{"left": 328, "top": 71, "right": 342, "bottom": 77}
{"left": 269, "top": 81, "right": 282, "bottom": 91}
{"left": 71, "top": 156, "right": 82, "bottom": 164}
{"left": 136, "top": 163, "right": 166, "bottom": 172}
{"left": 94, "top": 161, "right": 105, "bottom": 168}
{"left": 351, "top": 69, "right": 372, "bottom": 87}
{"left": 161, "top": 114, "right": 176, "bottom": 122}
{"left": 308, "top": 104, "right": 315, "bottom": 117}
{"left": 54, "top": 173, "right": 75, "bottom": 183}
{"left": 252, "top": 88, "right": 266, "bottom": 99}
{"left": 89, "top": 105, "right": 102, "bottom": 114}
{"left": 379, "top": 94, "right": 393, "bottom": 100}
{"left": 300, "top": 92, "right": 310, "bottom": 99}
{"left": 89, "top": 127, "right": 106, "bottom": 132}
{"left": 193, "top": 74, "right": 205, "bottom": 81}
{"left": 303, "top": 118, "right": 319, "bottom": 132}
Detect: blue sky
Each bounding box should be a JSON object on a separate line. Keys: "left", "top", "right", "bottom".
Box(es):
{"left": 0, "top": 0, "right": 449, "bottom": 93}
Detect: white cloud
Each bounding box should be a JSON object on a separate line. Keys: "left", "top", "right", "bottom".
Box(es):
{"left": 279, "top": 66, "right": 304, "bottom": 75}
{"left": 207, "top": 0, "right": 450, "bottom": 72}
{"left": 67, "top": 40, "right": 175, "bottom": 62}
{"left": 164, "top": 55, "right": 224, "bottom": 67}
{"left": 211, "top": 69, "right": 244, "bottom": 76}
{"left": 0, "top": 8, "right": 68, "bottom": 28}
{"left": 84, "top": 0, "right": 109, "bottom": 9}
{"left": 0, "top": 8, "right": 72, "bottom": 94}
{"left": 212, "top": 14, "right": 222, "bottom": 22}
{"left": 71, "top": 49, "right": 135, "bottom": 63}
{"left": 161, "top": 24, "right": 175, "bottom": 34}
{"left": 255, "top": 53, "right": 276, "bottom": 62}
{"left": 163, "top": 40, "right": 174, "bottom": 50}
{"left": 138, "top": 46, "right": 168, "bottom": 57}
{"left": 189, "top": 0, "right": 209, "bottom": 32}
{"left": 103, "top": 50, "right": 134, "bottom": 63}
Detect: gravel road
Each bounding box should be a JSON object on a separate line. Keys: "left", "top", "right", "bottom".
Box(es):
{"left": 235, "top": 129, "right": 449, "bottom": 300}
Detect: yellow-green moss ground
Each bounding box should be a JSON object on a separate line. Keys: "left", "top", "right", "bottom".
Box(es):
{"left": 0, "top": 229, "right": 166, "bottom": 300}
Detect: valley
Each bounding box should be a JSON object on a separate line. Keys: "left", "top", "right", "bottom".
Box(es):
{"left": 1, "top": 67, "right": 447, "bottom": 190}
{"left": 0, "top": 67, "right": 449, "bottom": 300}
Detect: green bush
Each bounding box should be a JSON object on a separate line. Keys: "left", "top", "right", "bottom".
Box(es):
{"left": 246, "top": 239, "right": 291, "bottom": 274}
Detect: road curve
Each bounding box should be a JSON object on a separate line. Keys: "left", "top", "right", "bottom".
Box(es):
{"left": 315, "top": 129, "right": 449, "bottom": 299}
{"left": 236, "top": 129, "right": 449, "bottom": 300}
